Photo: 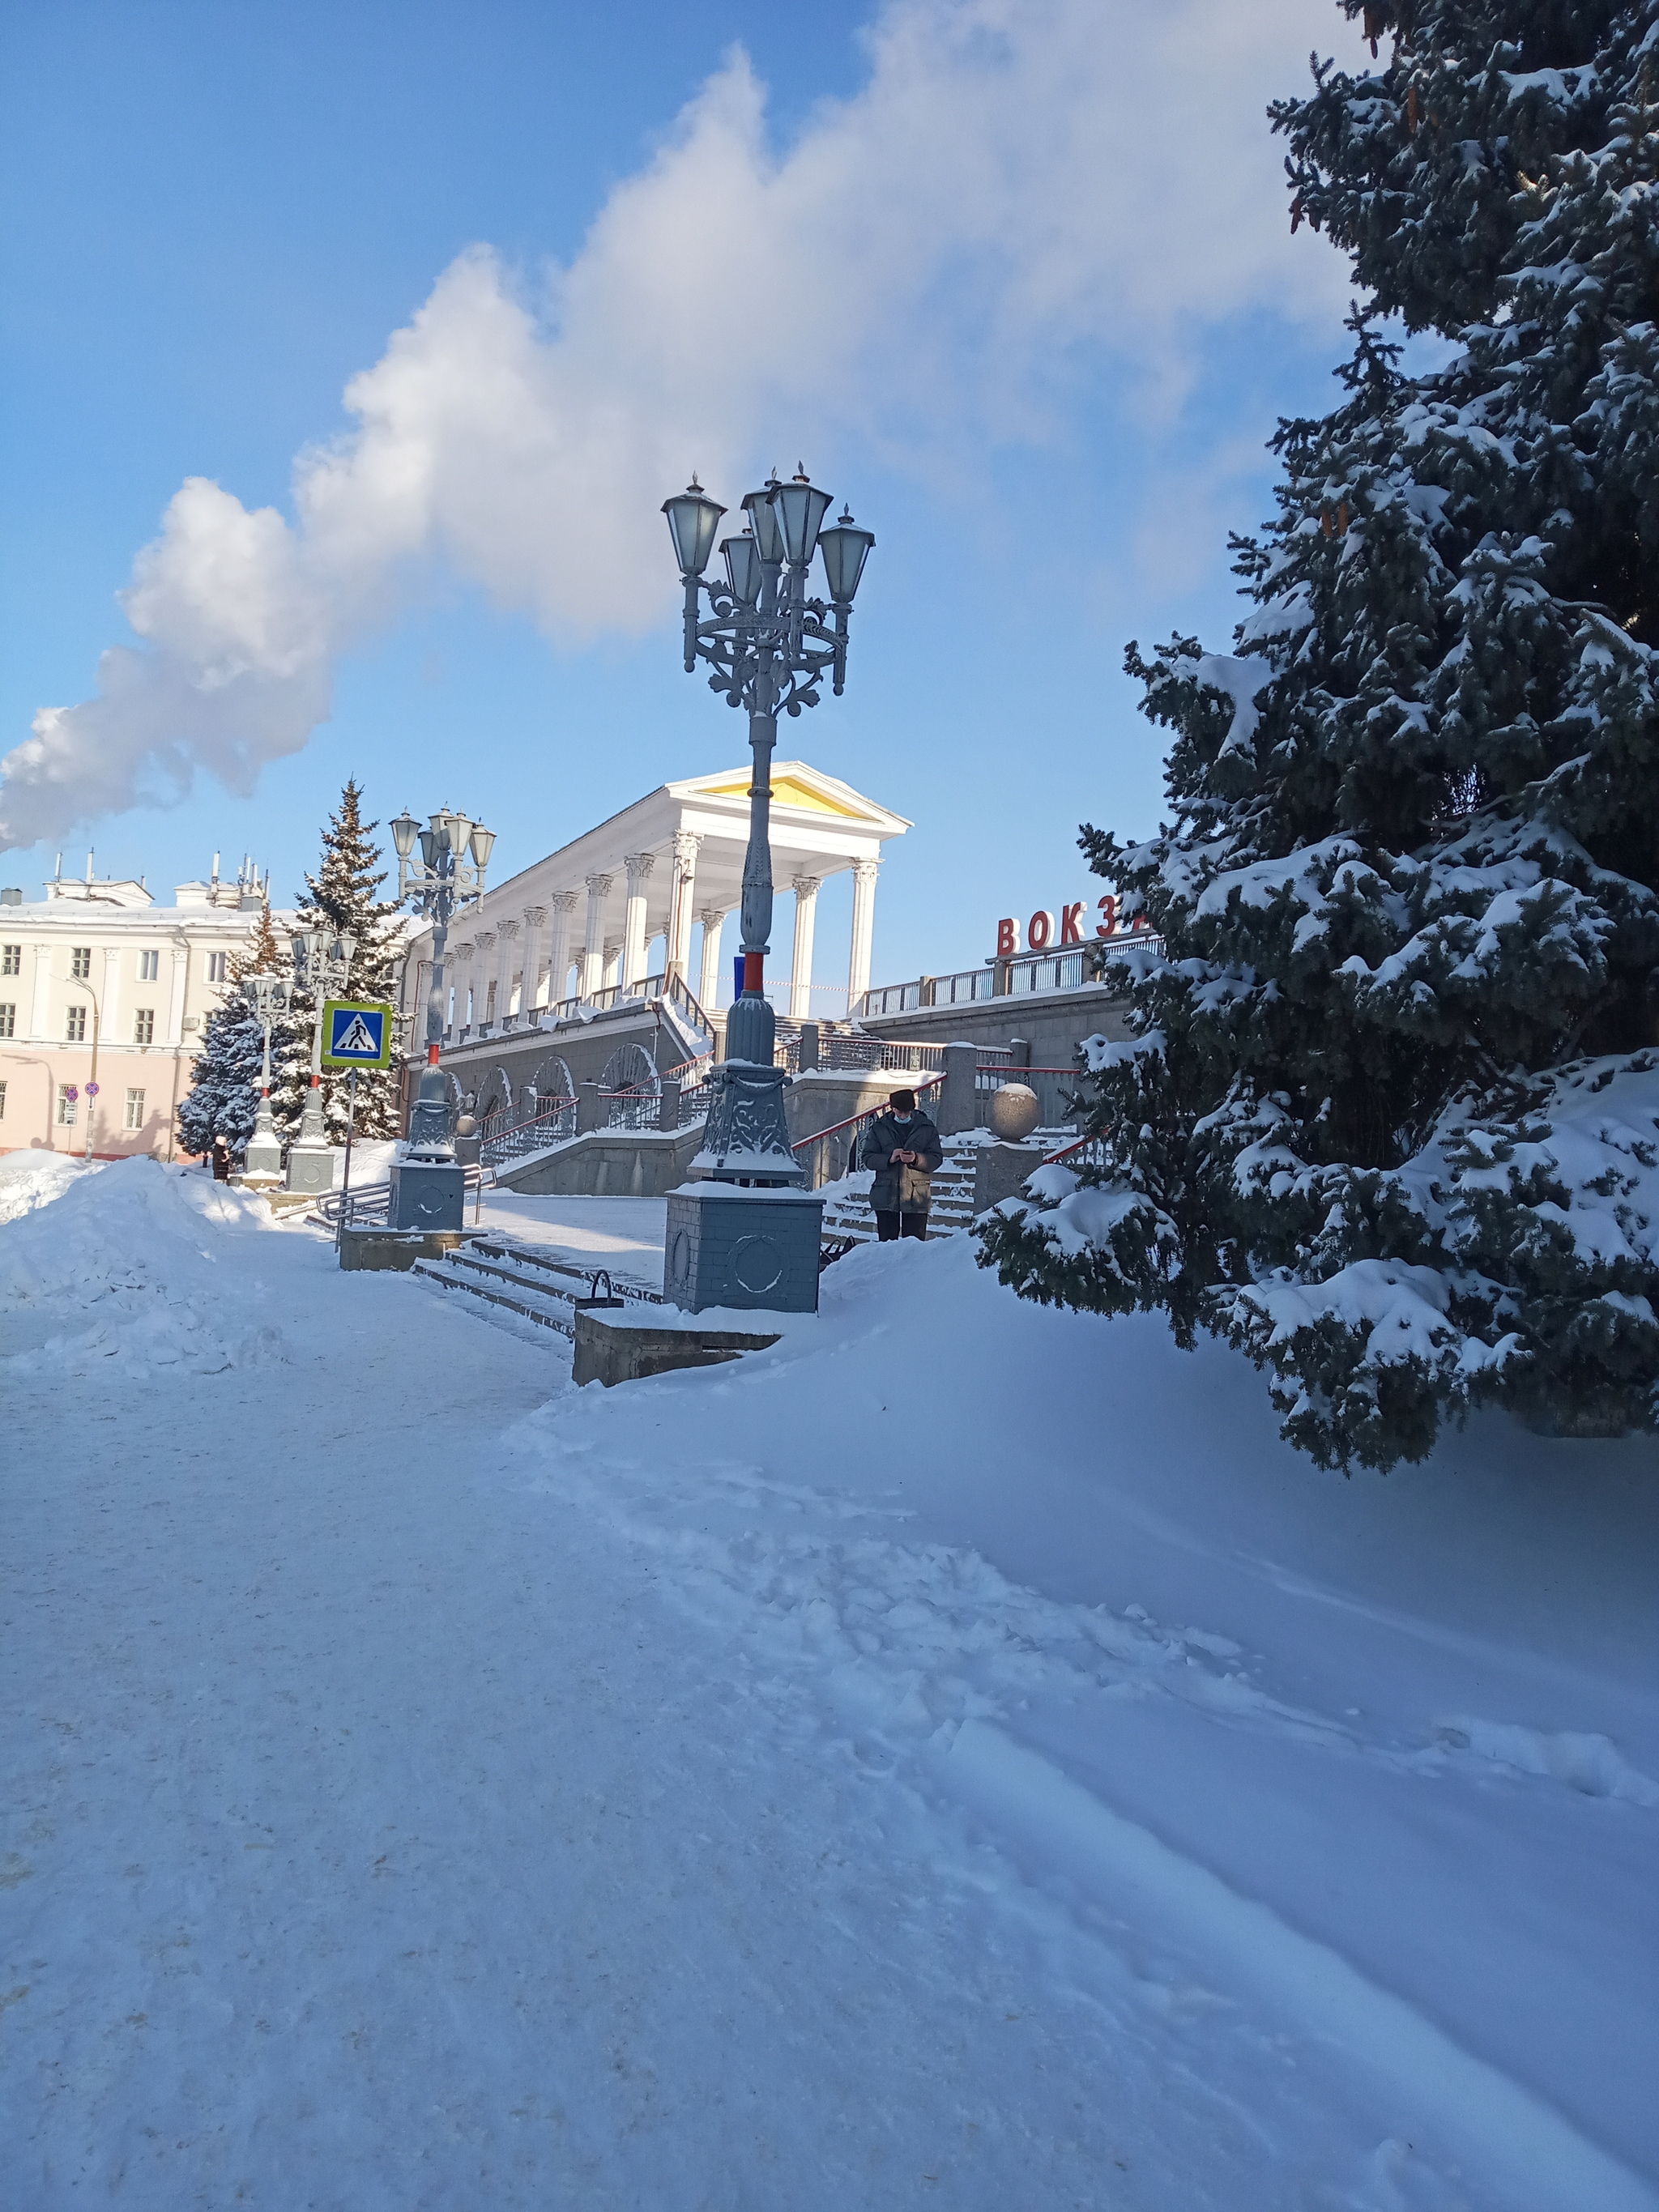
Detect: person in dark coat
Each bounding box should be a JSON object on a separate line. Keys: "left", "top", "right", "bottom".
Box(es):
{"left": 861, "top": 1088, "right": 944, "bottom": 1241}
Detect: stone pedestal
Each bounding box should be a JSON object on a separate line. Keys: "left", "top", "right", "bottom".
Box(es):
{"left": 243, "top": 1127, "right": 283, "bottom": 1182}
{"left": 664, "top": 1184, "right": 825, "bottom": 1315}
{"left": 284, "top": 1143, "right": 337, "bottom": 1196}
{"left": 574, "top": 1306, "right": 782, "bottom": 1388}
{"left": 339, "top": 1226, "right": 468, "bottom": 1272}
{"left": 389, "top": 1157, "right": 465, "bottom": 1233}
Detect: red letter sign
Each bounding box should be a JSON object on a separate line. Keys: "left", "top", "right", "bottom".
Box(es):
{"left": 1027, "top": 910, "right": 1054, "bottom": 952}
{"left": 1096, "top": 893, "right": 1117, "bottom": 937}
{"left": 1060, "top": 901, "right": 1085, "bottom": 946}
{"left": 996, "top": 917, "right": 1017, "bottom": 957}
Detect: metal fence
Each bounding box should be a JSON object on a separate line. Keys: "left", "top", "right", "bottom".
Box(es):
{"left": 480, "top": 1097, "right": 577, "bottom": 1166}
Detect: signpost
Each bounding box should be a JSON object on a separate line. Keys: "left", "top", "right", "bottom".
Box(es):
{"left": 319, "top": 1004, "right": 390, "bottom": 1247}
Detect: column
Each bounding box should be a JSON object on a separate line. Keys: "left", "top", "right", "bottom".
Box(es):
{"left": 28, "top": 943, "right": 52, "bottom": 1038}
{"left": 582, "top": 874, "right": 612, "bottom": 999}
{"left": 450, "top": 940, "right": 474, "bottom": 1033}
{"left": 602, "top": 940, "right": 622, "bottom": 991}
{"left": 474, "top": 931, "right": 497, "bottom": 1025}
{"left": 165, "top": 942, "right": 189, "bottom": 1046}
{"left": 666, "top": 830, "right": 701, "bottom": 982}
{"left": 622, "top": 853, "right": 654, "bottom": 989}
{"left": 546, "top": 891, "right": 577, "bottom": 1011}
{"left": 847, "top": 859, "right": 879, "bottom": 1016}
{"left": 519, "top": 906, "right": 546, "bottom": 1021}
{"left": 789, "top": 875, "right": 821, "bottom": 1020}
{"left": 697, "top": 907, "right": 729, "bottom": 1013}
{"left": 494, "top": 918, "right": 519, "bottom": 1027}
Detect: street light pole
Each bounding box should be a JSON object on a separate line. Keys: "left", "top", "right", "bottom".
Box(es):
{"left": 241, "top": 971, "right": 288, "bottom": 1184}
{"left": 284, "top": 928, "right": 356, "bottom": 1192}
{"left": 659, "top": 467, "right": 874, "bottom": 1312}
{"left": 385, "top": 805, "right": 494, "bottom": 1231}
{"left": 74, "top": 978, "right": 102, "bottom": 1162}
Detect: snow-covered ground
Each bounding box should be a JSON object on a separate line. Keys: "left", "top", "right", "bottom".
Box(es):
{"left": 480, "top": 1190, "right": 667, "bottom": 1283}
{"left": 3, "top": 1161, "right": 1656, "bottom": 2210}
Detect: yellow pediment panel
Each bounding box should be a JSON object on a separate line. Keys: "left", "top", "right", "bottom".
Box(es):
{"left": 696, "top": 772, "right": 863, "bottom": 819}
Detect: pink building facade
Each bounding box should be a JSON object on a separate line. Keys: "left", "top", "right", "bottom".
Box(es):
{"left": 0, "top": 863, "right": 286, "bottom": 1163}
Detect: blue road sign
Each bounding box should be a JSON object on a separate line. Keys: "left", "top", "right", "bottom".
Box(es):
{"left": 321, "top": 1000, "right": 393, "bottom": 1069}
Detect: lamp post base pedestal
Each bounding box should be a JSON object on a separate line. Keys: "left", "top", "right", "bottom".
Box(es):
{"left": 664, "top": 1183, "right": 824, "bottom": 1315}
{"left": 284, "top": 1143, "right": 338, "bottom": 1196}
{"left": 243, "top": 1130, "right": 283, "bottom": 1183}
{"left": 390, "top": 1157, "right": 465, "bottom": 1233}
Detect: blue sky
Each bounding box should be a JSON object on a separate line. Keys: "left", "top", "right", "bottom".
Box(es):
{"left": 0, "top": 0, "right": 1367, "bottom": 993}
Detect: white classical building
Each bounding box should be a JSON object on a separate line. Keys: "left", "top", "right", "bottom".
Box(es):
{"left": 0, "top": 858, "right": 285, "bottom": 1161}
{"left": 399, "top": 761, "right": 910, "bottom": 1040}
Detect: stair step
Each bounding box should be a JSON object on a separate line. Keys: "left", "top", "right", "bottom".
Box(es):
{"left": 412, "top": 1258, "right": 578, "bottom": 1337}
{"left": 411, "top": 1234, "right": 663, "bottom": 1340}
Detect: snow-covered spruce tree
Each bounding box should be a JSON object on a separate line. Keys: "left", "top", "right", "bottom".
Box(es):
{"left": 177, "top": 904, "right": 297, "bottom": 1172}
{"left": 979, "top": 0, "right": 1659, "bottom": 1469}
{"left": 273, "top": 780, "right": 404, "bottom": 1143}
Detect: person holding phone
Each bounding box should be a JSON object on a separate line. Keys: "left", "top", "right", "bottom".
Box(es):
{"left": 861, "top": 1087, "right": 944, "bottom": 1241}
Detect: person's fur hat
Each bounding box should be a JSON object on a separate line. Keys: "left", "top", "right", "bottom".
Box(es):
{"left": 889, "top": 1088, "right": 917, "bottom": 1112}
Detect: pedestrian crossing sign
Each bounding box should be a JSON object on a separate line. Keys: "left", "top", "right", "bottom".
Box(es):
{"left": 321, "top": 999, "right": 394, "bottom": 1068}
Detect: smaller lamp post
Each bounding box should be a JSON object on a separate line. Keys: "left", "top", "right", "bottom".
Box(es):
{"left": 386, "top": 803, "right": 493, "bottom": 1232}
{"left": 241, "top": 971, "right": 289, "bottom": 1184}
{"left": 284, "top": 928, "right": 356, "bottom": 1193}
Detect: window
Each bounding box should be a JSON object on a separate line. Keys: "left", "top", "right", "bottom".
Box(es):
{"left": 206, "top": 950, "right": 228, "bottom": 983}
{"left": 56, "top": 1085, "right": 77, "bottom": 1126}
{"left": 70, "top": 946, "right": 92, "bottom": 980}
{"left": 65, "top": 1004, "right": 87, "bottom": 1042}
{"left": 0, "top": 1004, "right": 12, "bottom": 1039}
{"left": 138, "top": 948, "right": 159, "bottom": 981}
{"left": 124, "top": 1088, "right": 146, "bottom": 1131}
{"left": 1, "top": 944, "right": 18, "bottom": 976}
{"left": 0, "top": 1080, "right": 6, "bottom": 1120}
{"left": 134, "top": 1008, "right": 155, "bottom": 1044}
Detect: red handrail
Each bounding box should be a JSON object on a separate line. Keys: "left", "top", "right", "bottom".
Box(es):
{"left": 790, "top": 1072, "right": 945, "bottom": 1153}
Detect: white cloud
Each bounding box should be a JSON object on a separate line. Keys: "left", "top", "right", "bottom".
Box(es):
{"left": 1, "top": 0, "right": 1350, "bottom": 851}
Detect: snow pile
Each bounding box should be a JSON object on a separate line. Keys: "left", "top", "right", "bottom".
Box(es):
{"left": 0, "top": 1157, "right": 289, "bottom": 1376}
{"left": 0, "top": 1148, "right": 104, "bottom": 1225}
{"left": 521, "top": 1230, "right": 1659, "bottom": 2204}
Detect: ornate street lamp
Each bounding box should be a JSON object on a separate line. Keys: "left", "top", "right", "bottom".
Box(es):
{"left": 387, "top": 801, "right": 493, "bottom": 1230}
{"left": 284, "top": 927, "right": 357, "bottom": 1192}
{"left": 241, "top": 970, "right": 289, "bottom": 1184}
{"left": 659, "top": 465, "right": 875, "bottom": 1313}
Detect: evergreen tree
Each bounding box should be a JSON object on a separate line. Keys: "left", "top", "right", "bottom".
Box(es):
{"left": 177, "top": 905, "right": 297, "bottom": 1172}
{"left": 274, "top": 780, "right": 405, "bottom": 1144}
{"left": 979, "top": 0, "right": 1659, "bottom": 1469}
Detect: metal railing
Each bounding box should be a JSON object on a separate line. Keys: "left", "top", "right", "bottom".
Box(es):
{"left": 789, "top": 1073, "right": 945, "bottom": 1190}
{"left": 480, "top": 1097, "right": 578, "bottom": 1166}
{"left": 318, "top": 1161, "right": 489, "bottom": 1231}
{"left": 1040, "top": 1130, "right": 1109, "bottom": 1170}
{"left": 857, "top": 931, "right": 1165, "bottom": 1018}
{"left": 662, "top": 970, "right": 715, "bottom": 1047}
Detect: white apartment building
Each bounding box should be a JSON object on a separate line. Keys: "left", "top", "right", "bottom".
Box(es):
{"left": 0, "top": 858, "right": 286, "bottom": 1163}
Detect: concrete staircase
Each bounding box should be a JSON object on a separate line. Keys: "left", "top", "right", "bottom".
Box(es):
{"left": 819, "top": 1135, "right": 983, "bottom": 1244}
{"left": 411, "top": 1235, "right": 662, "bottom": 1339}
{"left": 818, "top": 1127, "right": 1077, "bottom": 1246}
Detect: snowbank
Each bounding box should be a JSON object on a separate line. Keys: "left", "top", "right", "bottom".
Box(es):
{"left": 0, "top": 1156, "right": 288, "bottom": 1375}
{"left": 0, "top": 1147, "right": 104, "bottom": 1225}
{"left": 525, "top": 1230, "right": 1659, "bottom": 2202}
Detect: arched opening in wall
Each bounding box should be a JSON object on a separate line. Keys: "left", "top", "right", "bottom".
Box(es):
{"left": 600, "top": 1042, "right": 659, "bottom": 1129}
{"left": 475, "top": 1068, "right": 514, "bottom": 1125}
{"left": 531, "top": 1055, "right": 576, "bottom": 1116}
